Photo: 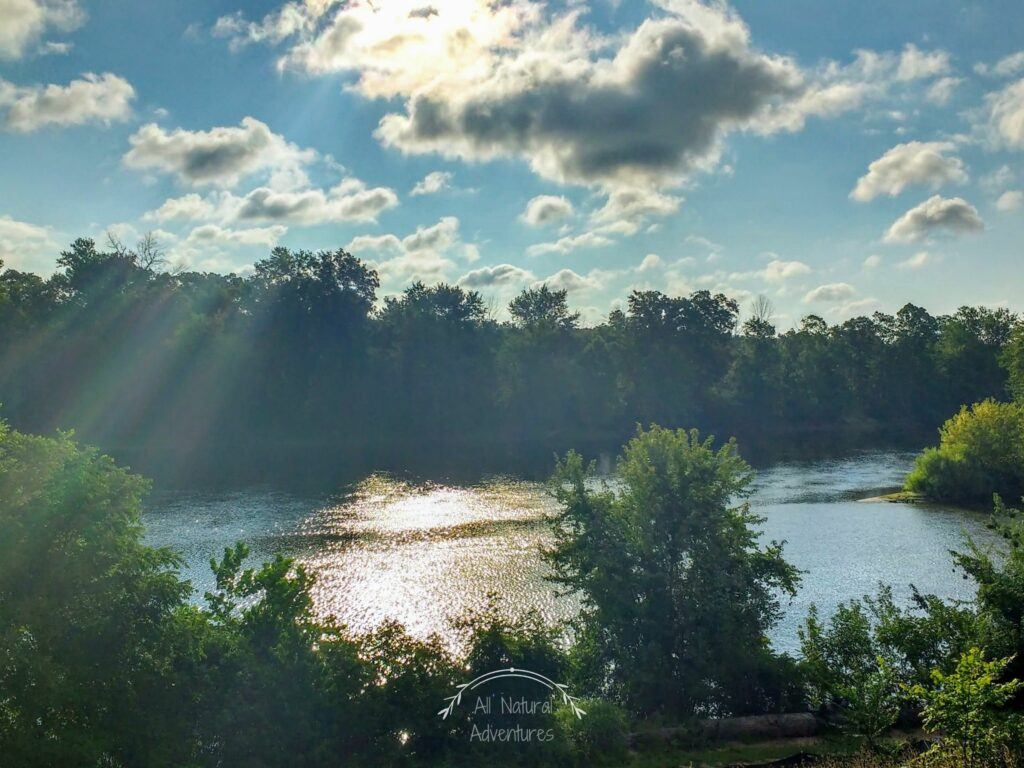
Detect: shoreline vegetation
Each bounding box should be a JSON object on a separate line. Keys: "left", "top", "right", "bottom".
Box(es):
{"left": 4, "top": 422, "right": 1024, "bottom": 767}
{"left": 1, "top": 237, "right": 1022, "bottom": 485}
{"left": 903, "top": 400, "right": 1024, "bottom": 509}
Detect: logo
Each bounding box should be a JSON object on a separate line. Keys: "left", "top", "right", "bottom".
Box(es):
{"left": 438, "top": 666, "right": 585, "bottom": 743}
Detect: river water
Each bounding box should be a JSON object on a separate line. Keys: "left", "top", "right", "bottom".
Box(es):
{"left": 143, "top": 450, "right": 998, "bottom": 654}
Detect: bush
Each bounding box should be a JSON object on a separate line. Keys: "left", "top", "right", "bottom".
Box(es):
{"left": 907, "top": 648, "right": 1024, "bottom": 768}
{"left": 905, "top": 400, "right": 1024, "bottom": 505}
{"left": 554, "top": 699, "right": 630, "bottom": 767}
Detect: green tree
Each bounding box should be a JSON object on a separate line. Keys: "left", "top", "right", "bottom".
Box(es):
{"left": 547, "top": 426, "right": 801, "bottom": 716}
{"left": 907, "top": 648, "right": 1023, "bottom": 768}
{"left": 0, "top": 423, "right": 192, "bottom": 767}
{"left": 905, "top": 400, "right": 1024, "bottom": 504}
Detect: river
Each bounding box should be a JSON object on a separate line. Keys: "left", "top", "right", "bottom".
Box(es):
{"left": 143, "top": 450, "right": 999, "bottom": 654}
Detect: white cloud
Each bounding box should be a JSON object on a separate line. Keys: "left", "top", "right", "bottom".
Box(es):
{"left": 520, "top": 195, "right": 573, "bottom": 227}
{"left": 804, "top": 282, "right": 855, "bottom": 303}
{"left": 374, "top": 4, "right": 814, "bottom": 190}
{"left": 637, "top": 254, "right": 663, "bottom": 272}
{"left": 124, "top": 117, "right": 316, "bottom": 189}
{"left": 897, "top": 250, "right": 933, "bottom": 269}
{"left": 0, "top": 73, "right": 134, "bottom": 132}
{"left": 884, "top": 194, "right": 983, "bottom": 242}
{"left": 144, "top": 193, "right": 219, "bottom": 222}
{"left": 996, "top": 190, "right": 1023, "bottom": 212}
{"left": 411, "top": 170, "right": 453, "bottom": 196}
{"left": 347, "top": 216, "right": 473, "bottom": 285}
{"left": 926, "top": 77, "right": 962, "bottom": 105}
{"left": 185, "top": 223, "right": 286, "bottom": 247}
{"left": 458, "top": 263, "right": 535, "bottom": 288}
{"left": 895, "top": 44, "right": 950, "bottom": 81}
{"left": 850, "top": 141, "right": 966, "bottom": 201}
{"left": 0, "top": 214, "right": 58, "bottom": 271}
{"left": 863, "top": 254, "right": 882, "bottom": 268}
{"left": 233, "top": 180, "right": 397, "bottom": 223}
{"left": 988, "top": 78, "right": 1024, "bottom": 148}
{"left": 833, "top": 297, "right": 881, "bottom": 317}
{"left": 219, "top": 2, "right": 953, "bottom": 198}
{"left": 0, "top": 0, "right": 84, "bottom": 60}
{"left": 976, "top": 52, "right": 1024, "bottom": 78}
{"left": 533, "top": 268, "right": 599, "bottom": 294}
{"left": 761, "top": 259, "right": 811, "bottom": 283}
{"left": 526, "top": 231, "right": 614, "bottom": 257}
{"left": 589, "top": 188, "right": 681, "bottom": 234}
{"left": 144, "top": 178, "right": 398, "bottom": 226}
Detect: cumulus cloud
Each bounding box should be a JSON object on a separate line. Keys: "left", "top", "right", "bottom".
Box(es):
{"left": 123, "top": 117, "right": 317, "bottom": 188}
{"left": 411, "top": 170, "right": 452, "bottom": 196}
{"left": 217, "top": 2, "right": 955, "bottom": 198}
{"left": 347, "top": 216, "right": 474, "bottom": 284}
{"left": 863, "top": 254, "right": 882, "bottom": 268}
{"left": 988, "top": 78, "right": 1024, "bottom": 148}
{"left": 520, "top": 195, "right": 573, "bottom": 227}
{"left": 851, "top": 141, "right": 967, "bottom": 201}
{"left": 234, "top": 180, "right": 397, "bottom": 223}
{"left": 374, "top": 3, "right": 811, "bottom": 190}
{"left": 526, "top": 231, "right": 614, "bottom": 257}
{"left": 0, "top": 0, "right": 84, "bottom": 60}
{"left": 185, "top": 223, "right": 286, "bottom": 247}
{"left": 144, "top": 177, "right": 397, "bottom": 226}
{"left": 458, "top": 263, "right": 535, "bottom": 288}
{"left": 997, "top": 190, "right": 1023, "bottom": 211}
{"left": 760, "top": 259, "right": 811, "bottom": 282}
{"left": 589, "top": 188, "right": 682, "bottom": 234}
{"left": 0, "top": 73, "right": 134, "bottom": 132}
{"left": 884, "top": 194, "right": 983, "bottom": 242}
{"left": 533, "top": 268, "right": 599, "bottom": 294}
{"left": 895, "top": 44, "right": 950, "bottom": 81}
{"left": 638, "top": 254, "right": 663, "bottom": 272}
{"left": 804, "top": 282, "right": 855, "bottom": 303}
{"left": 0, "top": 214, "right": 58, "bottom": 271}
{"left": 144, "top": 193, "right": 219, "bottom": 222}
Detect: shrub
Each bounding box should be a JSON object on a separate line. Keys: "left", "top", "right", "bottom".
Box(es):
{"left": 555, "top": 698, "right": 630, "bottom": 767}
{"left": 907, "top": 648, "right": 1024, "bottom": 768}
{"left": 905, "top": 400, "right": 1024, "bottom": 505}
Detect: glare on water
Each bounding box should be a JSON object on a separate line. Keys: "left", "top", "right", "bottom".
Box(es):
{"left": 144, "top": 452, "right": 1000, "bottom": 654}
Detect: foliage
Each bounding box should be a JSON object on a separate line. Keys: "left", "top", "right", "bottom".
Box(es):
{"left": 0, "top": 237, "right": 1020, "bottom": 482}
{"left": 952, "top": 498, "right": 1024, "bottom": 682}
{"left": 0, "top": 422, "right": 192, "bottom": 766}
{"left": 0, "top": 422, "right": 597, "bottom": 767}
{"left": 554, "top": 698, "right": 630, "bottom": 767}
{"left": 547, "top": 426, "right": 802, "bottom": 717}
{"left": 905, "top": 400, "right": 1024, "bottom": 504}
{"left": 907, "top": 648, "right": 1024, "bottom": 768}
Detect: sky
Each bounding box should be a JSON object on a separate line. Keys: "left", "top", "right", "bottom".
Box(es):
{"left": 1, "top": 0, "right": 1023, "bottom": 327}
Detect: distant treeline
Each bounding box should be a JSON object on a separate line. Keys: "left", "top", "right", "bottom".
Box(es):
{"left": 0, "top": 236, "right": 1021, "bottom": 481}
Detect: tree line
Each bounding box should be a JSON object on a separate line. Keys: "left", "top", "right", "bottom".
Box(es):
{"left": 1, "top": 236, "right": 1021, "bottom": 480}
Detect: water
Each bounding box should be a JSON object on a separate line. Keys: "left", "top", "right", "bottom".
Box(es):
{"left": 143, "top": 450, "right": 1000, "bottom": 654}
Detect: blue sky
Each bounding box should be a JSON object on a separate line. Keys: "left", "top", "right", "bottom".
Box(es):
{"left": 1, "top": 0, "right": 1023, "bottom": 326}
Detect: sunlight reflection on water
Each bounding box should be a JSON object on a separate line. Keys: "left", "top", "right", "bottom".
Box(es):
{"left": 144, "top": 452, "right": 1001, "bottom": 654}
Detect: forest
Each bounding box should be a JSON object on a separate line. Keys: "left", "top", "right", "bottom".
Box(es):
{"left": 1, "top": 236, "right": 1023, "bottom": 482}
